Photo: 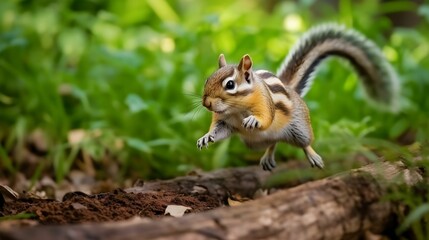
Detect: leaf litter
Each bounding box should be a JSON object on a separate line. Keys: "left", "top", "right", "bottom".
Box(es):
{"left": 0, "top": 188, "right": 221, "bottom": 225}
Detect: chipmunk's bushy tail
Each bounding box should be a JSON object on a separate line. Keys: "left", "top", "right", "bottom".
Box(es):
{"left": 277, "top": 24, "right": 400, "bottom": 110}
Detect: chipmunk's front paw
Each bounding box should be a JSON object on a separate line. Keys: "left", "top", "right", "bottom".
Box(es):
{"left": 242, "top": 115, "right": 260, "bottom": 130}
{"left": 197, "top": 133, "right": 214, "bottom": 149}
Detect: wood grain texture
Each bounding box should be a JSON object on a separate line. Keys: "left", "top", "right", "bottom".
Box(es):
{"left": 0, "top": 161, "right": 422, "bottom": 240}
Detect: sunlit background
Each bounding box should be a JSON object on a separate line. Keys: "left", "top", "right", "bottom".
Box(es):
{"left": 0, "top": 0, "right": 428, "bottom": 183}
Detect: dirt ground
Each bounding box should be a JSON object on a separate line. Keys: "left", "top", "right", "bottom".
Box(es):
{"left": 0, "top": 189, "right": 222, "bottom": 224}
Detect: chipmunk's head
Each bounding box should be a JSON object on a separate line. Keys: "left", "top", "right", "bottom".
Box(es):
{"left": 202, "top": 54, "right": 255, "bottom": 115}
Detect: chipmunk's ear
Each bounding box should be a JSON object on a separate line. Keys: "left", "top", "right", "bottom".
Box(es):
{"left": 218, "top": 54, "right": 227, "bottom": 68}
{"left": 238, "top": 54, "right": 253, "bottom": 83}
{"left": 238, "top": 54, "right": 252, "bottom": 72}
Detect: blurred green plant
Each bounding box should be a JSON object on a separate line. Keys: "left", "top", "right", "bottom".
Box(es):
{"left": 0, "top": 1, "right": 428, "bottom": 178}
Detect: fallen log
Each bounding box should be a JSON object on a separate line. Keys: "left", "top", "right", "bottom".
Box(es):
{"left": 126, "top": 160, "right": 310, "bottom": 198}
{"left": 0, "top": 161, "right": 422, "bottom": 240}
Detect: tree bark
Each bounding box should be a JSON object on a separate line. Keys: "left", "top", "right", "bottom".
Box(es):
{"left": 0, "top": 161, "right": 422, "bottom": 240}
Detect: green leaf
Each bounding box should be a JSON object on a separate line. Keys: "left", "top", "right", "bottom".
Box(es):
{"left": 0, "top": 213, "right": 35, "bottom": 221}
{"left": 58, "top": 28, "right": 87, "bottom": 61}
{"left": 146, "top": 0, "right": 179, "bottom": 22}
{"left": 418, "top": 5, "right": 429, "bottom": 23}
{"left": 0, "top": 145, "right": 15, "bottom": 173}
{"left": 147, "top": 138, "right": 179, "bottom": 147}
{"left": 125, "top": 137, "right": 152, "bottom": 153}
{"left": 125, "top": 94, "right": 148, "bottom": 113}
{"left": 397, "top": 203, "right": 429, "bottom": 233}
{"left": 0, "top": 29, "right": 27, "bottom": 53}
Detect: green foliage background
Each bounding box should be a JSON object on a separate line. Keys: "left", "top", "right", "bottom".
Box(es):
{"left": 1, "top": 0, "right": 428, "bottom": 181}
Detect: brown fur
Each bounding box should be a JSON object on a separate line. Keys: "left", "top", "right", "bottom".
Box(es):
{"left": 243, "top": 82, "right": 275, "bottom": 130}
{"left": 204, "top": 66, "right": 234, "bottom": 91}
{"left": 198, "top": 54, "right": 323, "bottom": 171}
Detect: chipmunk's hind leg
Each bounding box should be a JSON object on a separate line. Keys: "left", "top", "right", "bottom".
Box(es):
{"left": 303, "top": 146, "right": 324, "bottom": 169}
{"left": 260, "top": 144, "right": 277, "bottom": 171}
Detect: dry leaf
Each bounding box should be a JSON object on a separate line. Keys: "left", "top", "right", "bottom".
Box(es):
{"left": 22, "top": 190, "right": 47, "bottom": 199}
{"left": 191, "top": 185, "right": 207, "bottom": 194}
{"left": 12, "top": 173, "right": 30, "bottom": 194}
{"left": 71, "top": 202, "right": 87, "bottom": 210}
{"left": 186, "top": 169, "right": 203, "bottom": 176}
{"left": 253, "top": 189, "right": 268, "bottom": 199}
{"left": 164, "top": 205, "right": 191, "bottom": 217}
{"left": 68, "top": 129, "right": 87, "bottom": 145}
{"left": 227, "top": 193, "right": 252, "bottom": 206}
{"left": 133, "top": 179, "right": 145, "bottom": 187}
{"left": 76, "top": 151, "right": 96, "bottom": 177}
{"left": 58, "top": 83, "right": 73, "bottom": 95}
{"left": 230, "top": 194, "right": 250, "bottom": 202}
{"left": 0, "top": 184, "right": 19, "bottom": 201}
{"left": 40, "top": 175, "right": 56, "bottom": 188}
{"left": 69, "top": 170, "right": 95, "bottom": 186}
{"left": 114, "top": 138, "right": 124, "bottom": 150}
{"left": 227, "top": 198, "right": 242, "bottom": 207}
{"left": 27, "top": 129, "right": 49, "bottom": 153}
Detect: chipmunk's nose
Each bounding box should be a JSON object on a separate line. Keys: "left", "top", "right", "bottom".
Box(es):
{"left": 202, "top": 95, "right": 212, "bottom": 110}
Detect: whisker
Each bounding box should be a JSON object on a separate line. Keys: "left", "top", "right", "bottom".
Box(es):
{"left": 191, "top": 105, "right": 204, "bottom": 121}
{"left": 183, "top": 92, "right": 201, "bottom": 100}
{"left": 186, "top": 103, "right": 202, "bottom": 113}
{"left": 184, "top": 104, "right": 208, "bottom": 122}
{"left": 191, "top": 101, "right": 202, "bottom": 108}
{"left": 186, "top": 93, "right": 202, "bottom": 107}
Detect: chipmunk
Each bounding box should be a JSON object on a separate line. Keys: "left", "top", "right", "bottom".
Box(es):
{"left": 196, "top": 24, "right": 399, "bottom": 171}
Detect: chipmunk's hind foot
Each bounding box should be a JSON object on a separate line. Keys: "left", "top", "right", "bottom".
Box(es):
{"left": 304, "top": 146, "right": 324, "bottom": 169}
{"left": 260, "top": 144, "right": 277, "bottom": 171}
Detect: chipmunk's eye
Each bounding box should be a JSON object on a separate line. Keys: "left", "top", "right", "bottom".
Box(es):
{"left": 225, "top": 80, "right": 235, "bottom": 90}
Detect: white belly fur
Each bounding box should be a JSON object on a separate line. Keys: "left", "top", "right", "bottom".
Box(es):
{"left": 238, "top": 124, "right": 289, "bottom": 149}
